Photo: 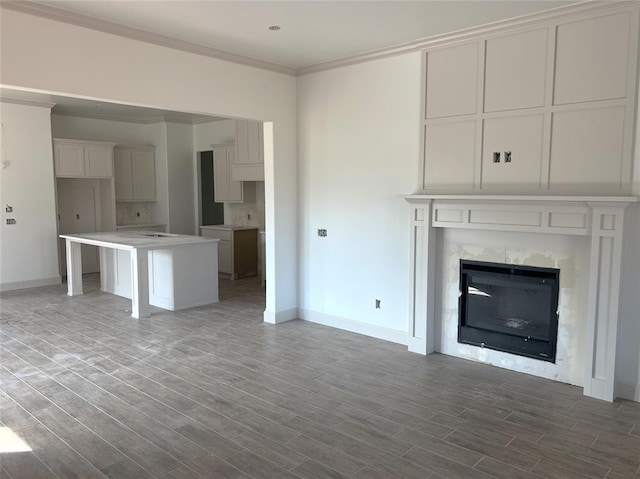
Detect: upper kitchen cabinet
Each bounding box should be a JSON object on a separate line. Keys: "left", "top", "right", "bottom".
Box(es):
{"left": 232, "top": 120, "right": 265, "bottom": 181}
{"left": 53, "top": 139, "right": 116, "bottom": 178}
{"left": 420, "top": 3, "right": 639, "bottom": 194}
{"left": 114, "top": 146, "right": 156, "bottom": 202}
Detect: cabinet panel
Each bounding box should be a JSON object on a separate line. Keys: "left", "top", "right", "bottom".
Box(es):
{"left": 114, "top": 150, "right": 133, "bottom": 201}
{"left": 426, "top": 43, "right": 479, "bottom": 119}
{"left": 481, "top": 114, "right": 544, "bottom": 188}
{"left": 213, "top": 146, "right": 242, "bottom": 203}
{"left": 84, "top": 146, "right": 113, "bottom": 177}
{"left": 54, "top": 143, "right": 84, "bottom": 177}
{"left": 131, "top": 151, "right": 156, "bottom": 200}
{"left": 235, "top": 120, "right": 264, "bottom": 165}
{"left": 549, "top": 107, "right": 625, "bottom": 189}
{"left": 484, "top": 28, "right": 548, "bottom": 112}
{"left": 554, "top": 13, "right": 631, "bottom": 104}
{"left": 423, "top": 121, "right": 476, "bottom": 189}
{"left": 217, "top": 241, "right": 232, "bottom": 274}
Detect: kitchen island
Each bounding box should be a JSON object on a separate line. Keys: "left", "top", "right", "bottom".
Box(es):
{"left": 60, "top": 231, "right": 219, "bottom": 318}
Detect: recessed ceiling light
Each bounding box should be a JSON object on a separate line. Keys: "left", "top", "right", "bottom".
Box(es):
{"left": 268, "top": 25, "right": 281, "bottom": 31}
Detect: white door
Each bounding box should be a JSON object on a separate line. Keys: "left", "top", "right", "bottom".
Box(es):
{"left": 57, "top": 182, "right": 100, "bottom": 275}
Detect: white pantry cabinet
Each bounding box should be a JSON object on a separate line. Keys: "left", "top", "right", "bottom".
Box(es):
{"left": 420, "top": 4, "right": 639, "bottom": 195}
{"left": 212, "top": 144, "right": 243, "bottom": 203}
{"left": 114, "top": 146, "right": 156, "bottom": 202}
{"left": 53, "top": 139, "right": 116, "bottom": 178}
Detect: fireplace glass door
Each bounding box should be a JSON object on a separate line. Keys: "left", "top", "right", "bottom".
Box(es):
{"left": 458, "top": 260, "right": 559, "bottom": 362}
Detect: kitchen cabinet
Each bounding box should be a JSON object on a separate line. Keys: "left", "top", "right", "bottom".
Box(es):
{"left": 114, "top": 146, "right": 156, "bottom": 201}
{"left": 53, "top": 139, "right": 115, "bottom": 178}
{"left": 200, "top": 225, "right": 258, "bottom": 279}
{"left": 212, "top": 144, "right": 243, "bottom": 202}
{"left": 232, "top": 120, "right": 264, "bottom": 181}
{"left": 420, "top": 4, "right": 638, "bottom": 194}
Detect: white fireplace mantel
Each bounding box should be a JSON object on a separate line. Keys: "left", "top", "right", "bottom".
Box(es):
{"left": 403, "top": 194, "right": 637, "bottom": 402}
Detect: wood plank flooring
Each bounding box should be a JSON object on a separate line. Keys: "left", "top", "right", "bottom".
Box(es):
{"left": 1, "top": 275, "right": 639, "bottom": 478}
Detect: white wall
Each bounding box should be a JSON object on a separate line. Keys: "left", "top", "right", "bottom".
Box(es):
{"left": 1, "top": 8, "right": 298, "bottom": 319}
{"left": 193, "top": 119, "right": 235, "bottom": 150}
{"left": 165, "top": 122, "right": 195, "bottom": 234}
{"left": 297, "top": 53, "right": 421, "bottom": 342}
{"left": 0, "top": 102, "right": 60, "bottom": 290}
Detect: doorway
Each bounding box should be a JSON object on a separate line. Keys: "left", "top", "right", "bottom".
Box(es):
{"left": 199, "top": 151, "right": 225, "bottom": 226}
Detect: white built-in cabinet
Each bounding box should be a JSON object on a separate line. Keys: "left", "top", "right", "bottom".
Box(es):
{"left": 212, "top": 144, "right": 243, "bottom": 203}
{"left": 53, "top": 139, "right": 116, "bottom": 178}
{"left": 232, "top": 120, "right": 265, "bottom": 181}
{"left": 114, "top": 146, "right": 156, "bottom": 201}
{"left": 421, "top": 5, "right": 639, "bottom": 194}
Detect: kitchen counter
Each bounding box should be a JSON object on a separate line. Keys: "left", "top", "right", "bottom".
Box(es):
{"left": 61, "top": 231, "right": 219, "bottom": 318}
{"left": 200, "top": 224, "right": 259, "bottom": 231}
{"left": 115, "top": 223, "right": 166, "bottom": 232}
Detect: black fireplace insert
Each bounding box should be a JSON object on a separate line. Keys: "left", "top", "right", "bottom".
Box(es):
{"left": 458, "top": 260, "right": 559, "bottom": 362}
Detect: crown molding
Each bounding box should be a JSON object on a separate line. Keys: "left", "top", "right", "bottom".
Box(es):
{"left": 0, "top": 97, "right": 56, "bottom": 109}
{"left": 3, "top": 0, "right": 635, "bottom": 78}
{"left": 51, "top": 110, "right": 223, "bottom": 125}
{"left": 297, "top": 0, "right": 635, "bottom": 76}
{"left": 1, "top": 0, "right": 296, "bottom": 76}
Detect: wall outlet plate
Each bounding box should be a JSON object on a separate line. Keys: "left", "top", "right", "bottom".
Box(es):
{"left": 6, "top": 218, "right": 16, "bottom": 225}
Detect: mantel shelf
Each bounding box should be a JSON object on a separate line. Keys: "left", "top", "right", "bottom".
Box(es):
{"left": 402, "top": 194, "right": 638, "bottom": 204}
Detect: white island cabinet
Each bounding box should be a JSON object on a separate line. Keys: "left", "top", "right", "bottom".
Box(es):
{"left": 61, "top": 231, "right": 219, "bottom": 318}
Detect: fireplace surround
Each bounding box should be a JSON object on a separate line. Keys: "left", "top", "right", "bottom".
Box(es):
{"left": 403, "top": 195, "right": 636, "bottom": 402}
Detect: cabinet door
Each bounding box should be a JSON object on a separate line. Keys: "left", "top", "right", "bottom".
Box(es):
{"left": 54, "top": 143, "right": 84, "bottom": 177}
{"left": 226, "top": 148, "right": 243, "bottom": 202}
{"left": 114, "top": 150, "right": 133, "bottom": 201}
{"left": 132, "top": 150, "right": 156, "bottom": 200}
{"left": 213, "top": 148, "right": 230, "bottom": 203}
{"left": 213, "top": 147, "right": 243, "bottom": 203}
{"left": 217, "top": 241, "right": 232, "bottom": 274}
{"left": 84, "top": 146, "right": 113, "bottom": 177}
{"left": 481, "top": 114, "right": 544, "bottom": 189}
{"left": 236, "top": 120, "right": 264, "bottom": 165}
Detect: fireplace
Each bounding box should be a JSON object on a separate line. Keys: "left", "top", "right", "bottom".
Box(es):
{"left": 458, "top": 260, "right": 559, "bottom": 362}
{"left": 403, "top": 194, "right": 635, "bottom": 401}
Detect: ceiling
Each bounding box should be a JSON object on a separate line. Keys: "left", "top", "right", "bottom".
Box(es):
{"left": 36, "top": 0, "right": 577, "bottom": 70}
{"left": 2, "top": 0, "right": 579, "bottom": 122}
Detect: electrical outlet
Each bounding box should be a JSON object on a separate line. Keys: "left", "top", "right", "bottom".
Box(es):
{"left": 317, "top": 229, "right": 327, "bottom": 237}
{"left": 5, "top": 205, "right": 12, "bottom": 213}
{"left": 136, "top": 212, "right": 140, "bottom": 217}
{"left": 6, "top": 218, "right": 16, "bottom": 225}
{"left": 375, "top": 299, "right": 381, "bottom": 309}
{"left": 493, "top": 152, "right": 501, "bottom": 163}
{"left": 504, "top": 151, "right": 512, "bottom": 163}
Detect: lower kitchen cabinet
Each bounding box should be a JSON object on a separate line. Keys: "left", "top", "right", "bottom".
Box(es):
{"left": 200, "top": 225, "right": 258, "bottom": 279}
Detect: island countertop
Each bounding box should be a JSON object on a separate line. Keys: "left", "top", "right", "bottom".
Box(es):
{"left": 60, "top": 231, "right": 219, "bottom": 250}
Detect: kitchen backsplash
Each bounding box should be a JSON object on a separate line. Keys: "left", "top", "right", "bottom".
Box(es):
{"left": 225, "top": 181, "right": 265, "bottom": 231}
{"left": 116, "top": 202, "right": 153, "bottom": 225}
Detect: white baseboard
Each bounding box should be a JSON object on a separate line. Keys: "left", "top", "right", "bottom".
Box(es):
{"left": 617, "top": 380, "right": 640, "bottom": 402}
{"left": 263, "top": 307, "right": 298, "bottom": 324}
{"left": 299, "top": 309, "right": 408, "bottom": 345}
{"left": 0, "top": 276, "right": 61, "bottom": 292}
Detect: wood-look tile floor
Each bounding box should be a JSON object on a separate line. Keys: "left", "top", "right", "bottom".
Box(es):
{"left": 1, "top": 275, "right": 639, "bottom": 479}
